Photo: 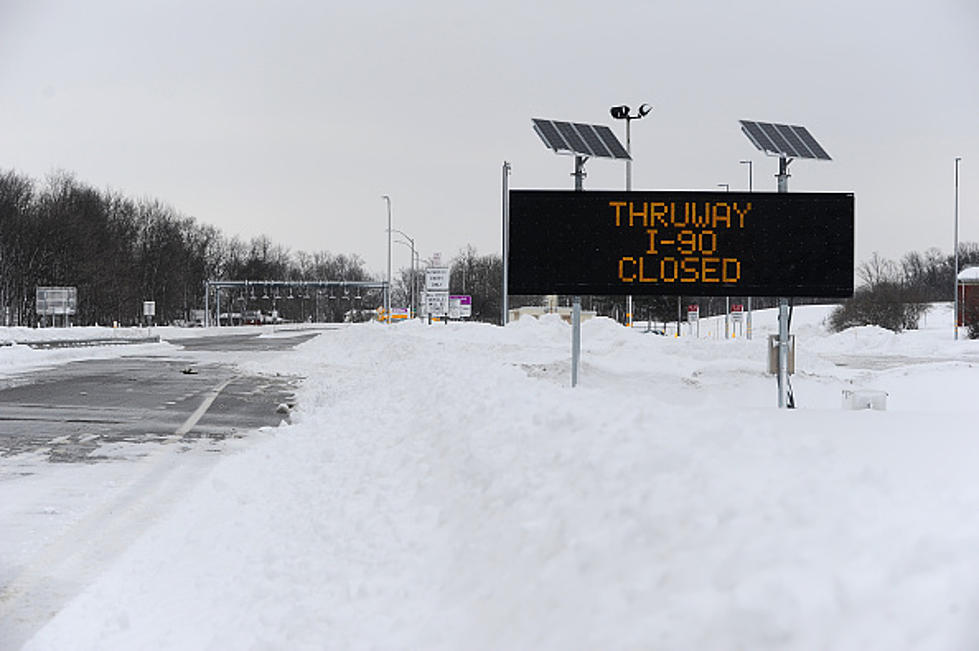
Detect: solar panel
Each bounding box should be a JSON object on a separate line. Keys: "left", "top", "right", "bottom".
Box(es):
{"left": 533, "top": 118, "right": 568, "bottom": 152}
{"left": 574, "top": 123, "right": 612, "bottom": 158}
{"left": 531, "top": 118, "right": 631, "bottom": 160}
{"left": 739, "top": 120, "right": 832, "bottom": 161}
{"left": 759, "top": 123, "right": 794, "bottom": 157}
{"left": 773, "top": 123, "right": 813, "bottom": 158}
{"left": 791, "top": 125, "right": 831, "bottom": 160}
{"left": 555, "top": 122, "right": 590, "bottom": 156}
{"left": 593, "top": 125, "right": 630, "bottom": 159}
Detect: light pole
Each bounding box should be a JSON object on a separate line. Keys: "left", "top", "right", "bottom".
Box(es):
{"left": 717, "top": 183, "right": 730, "bottom": 338}
{"left": 954, "top": 156, "right": 962, "bottom": 340}
{"left": 502, "top": 160, "right": 511, "bottom": 326}
{"left": 740, "top": 159, "right": 754, "bottom": 338}
{"left": 382, "top": 195, "right": 392, "bottom": 323}
{"left": 718, "top": 179, "right": 730, "bottom": 337}
{"left": 739, "top": 160, "right": 753, "bottom": 191}
{"left": 392, "top": 229, "right": 415, "bottom": 318}
{"left": 610, "top": 103, "right": 652, "bottom": 327}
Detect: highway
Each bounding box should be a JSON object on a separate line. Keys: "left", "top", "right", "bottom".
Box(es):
{"left": 0, "top": 332, "right": 316, "bottom": 461}
{"left": 0, "top": 329, "right": 319, "bottom": 648}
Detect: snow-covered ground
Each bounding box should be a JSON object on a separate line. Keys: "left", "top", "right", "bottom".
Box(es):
{"left": 3, "top": 306, "right": 979, "bottom": 650}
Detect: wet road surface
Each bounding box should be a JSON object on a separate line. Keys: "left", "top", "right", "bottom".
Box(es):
{"left": 0, "top": 331, "right": 317, "bottom": 463}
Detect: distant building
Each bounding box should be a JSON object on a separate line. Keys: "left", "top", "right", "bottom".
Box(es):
{"left": 957, "top": 266, "right": 979, "bottom": 327}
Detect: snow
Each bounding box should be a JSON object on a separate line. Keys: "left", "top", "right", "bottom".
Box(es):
{"left": 957, "top": 266, "right": 979, "bottom": 282}
{"left": 4, "top": 306, "right": 979, "bottom": 650}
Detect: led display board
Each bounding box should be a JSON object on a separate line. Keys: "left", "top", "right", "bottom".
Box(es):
{"left": 508, "top": 190, "right": 854, "bottom": 297}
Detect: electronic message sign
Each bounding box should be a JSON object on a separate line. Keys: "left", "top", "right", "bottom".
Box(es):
{"left": 508, "top": 190, "right": 854, "bottom": 297}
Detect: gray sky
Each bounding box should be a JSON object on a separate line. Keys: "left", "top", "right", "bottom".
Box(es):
{"left": 2, "top": 0, "right": 977, "bottom": 277}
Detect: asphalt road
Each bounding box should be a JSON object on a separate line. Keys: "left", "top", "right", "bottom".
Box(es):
{"left": 0, "top": 331, "right": 318, "bottom": 462}
{"left": 0, "top": 330, "right": 322, "bottom": 647}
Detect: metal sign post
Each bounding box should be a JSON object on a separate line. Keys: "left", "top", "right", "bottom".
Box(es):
{"left": 571, "top": 296, "right": 581, "bottom": 387}
{"left": 502, "top": 161, "right": 511, "bottom": 326}
{"left": 776, "top": 156, "right": 791, "bottom": 409}
{"left": 739, "top": 119, "right": 840, "bottom": 409}
{"left": 531, "top": 117, "right": 634, "bottom": 387}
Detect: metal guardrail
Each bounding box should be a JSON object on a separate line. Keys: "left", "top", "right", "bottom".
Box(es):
{"left": 21, "top": 336, "right": 161, "bottom": 349}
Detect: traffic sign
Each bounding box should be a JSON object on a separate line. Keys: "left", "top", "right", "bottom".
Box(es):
{"left": 426, "top": 267, "right": 449, "bottom": 291}
{"left": 508, "top": 190, "right": 854, "bottom": 297}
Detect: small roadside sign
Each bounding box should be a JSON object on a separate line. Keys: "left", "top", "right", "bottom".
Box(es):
{"left": 143, "top": 301, "right": 156, "bottom": 317}
{"left": 448, "top": 295, "right": 472, "bottom": 319}
{"left": 687, "top": 304, "right": 699, "bottom": 322}
{"left": 426, "top": 291, "right": 449, "bottom": 317}
{"left": 426, "top": 267, "right": 449, "bottom": 291}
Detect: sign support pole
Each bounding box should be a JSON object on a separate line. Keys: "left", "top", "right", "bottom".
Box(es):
{"left": 725, "top": 297, "right": 730, "bottom": 338}
{"left": 777, "top": 156, "right": 791, "bottom": 409}
{"left": 570, "top": 155, "right": 587, "bottom": 386}
{"left": 572, "top": 296, "right": 581, "bottom": 387}
{"left": 573, "top": 156, "right": 586, "bottom": 191}
{"left": 625, "top": 119, "right": 632, "bottom": 328}
{"left": 502, "top": 161, "right": 510, "bottom": 326}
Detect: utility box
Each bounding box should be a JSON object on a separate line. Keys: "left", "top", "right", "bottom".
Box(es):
{"left": 767, "top": 335, "right": 795, "bottom": 375}
{"left": 842, "top": 389, "right": 888, "bottom": 411}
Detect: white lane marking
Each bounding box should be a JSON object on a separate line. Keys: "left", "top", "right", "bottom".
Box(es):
{"left": 172, "top": 377, "right": 235, "bottom": 438}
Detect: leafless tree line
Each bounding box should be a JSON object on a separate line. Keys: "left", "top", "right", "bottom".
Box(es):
{"left": 829, "top": 244, "right": 979, "bottom": 332}
{"left": 0, "top": 170, "right": 371, "bottom": 326}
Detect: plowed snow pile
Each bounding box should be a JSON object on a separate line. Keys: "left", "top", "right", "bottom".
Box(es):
{"left": 20, "top": 306, "right": 979, "bottom": 650}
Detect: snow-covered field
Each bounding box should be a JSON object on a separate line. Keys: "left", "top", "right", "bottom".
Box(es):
{"left": 4, "top": 306, "right": 979, "bottom": 650}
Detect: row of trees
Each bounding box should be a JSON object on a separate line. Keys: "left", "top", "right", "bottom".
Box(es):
{"left": 829, "top": 245, "right": 979, "bottom": 332}
{"left": 0, "top": 170, "right": 371, "bottom": 326}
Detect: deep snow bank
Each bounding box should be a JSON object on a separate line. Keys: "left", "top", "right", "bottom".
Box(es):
{"left": 24, "top": 311, "right": 979, "bottom": 650}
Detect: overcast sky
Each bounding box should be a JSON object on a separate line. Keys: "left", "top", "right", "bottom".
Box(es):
{"left": 1, "top": 0, "right": 977, "bottom": 276}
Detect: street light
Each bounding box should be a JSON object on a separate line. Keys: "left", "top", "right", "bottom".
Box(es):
{"left": 610, "top": 102, "right": 652, "bottom": 327}
{"left": 609, "top": 103, "right": 652, "bottom": 191}
{"left": 717, "top": 180, "right": 730, "bottom": 337}
{"left": 739, "top": 160, "right": 753, "bottom": 191}
{"left": 382, "top": 195, "right": 392, "bottom": 323}
{"left": 739, "top": 159, "right": 754, "bottom": 337}
{"left": 954, "top": 156, "right": 962, "bottom": 340}
{"left": 392, "top": 228, "right": 416, "bottom": 318}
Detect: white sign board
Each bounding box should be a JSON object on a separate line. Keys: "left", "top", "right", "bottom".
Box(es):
{"left": 425, "top": 267, "right": 450, "bottom": 291}
{"left": 687, "top": 305, "right": 699, "bottom": 322}
{"left": 448, "top": 295, "right": 472, "bottom": 319}
{"left": 143, "top": 301, "right": 156, "bottom": 317}
{"left": 36, "top": 286, "right": 77, "bottom": 316}
{"left": 425, "top": 291, "right": 449, "bottom": 316}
